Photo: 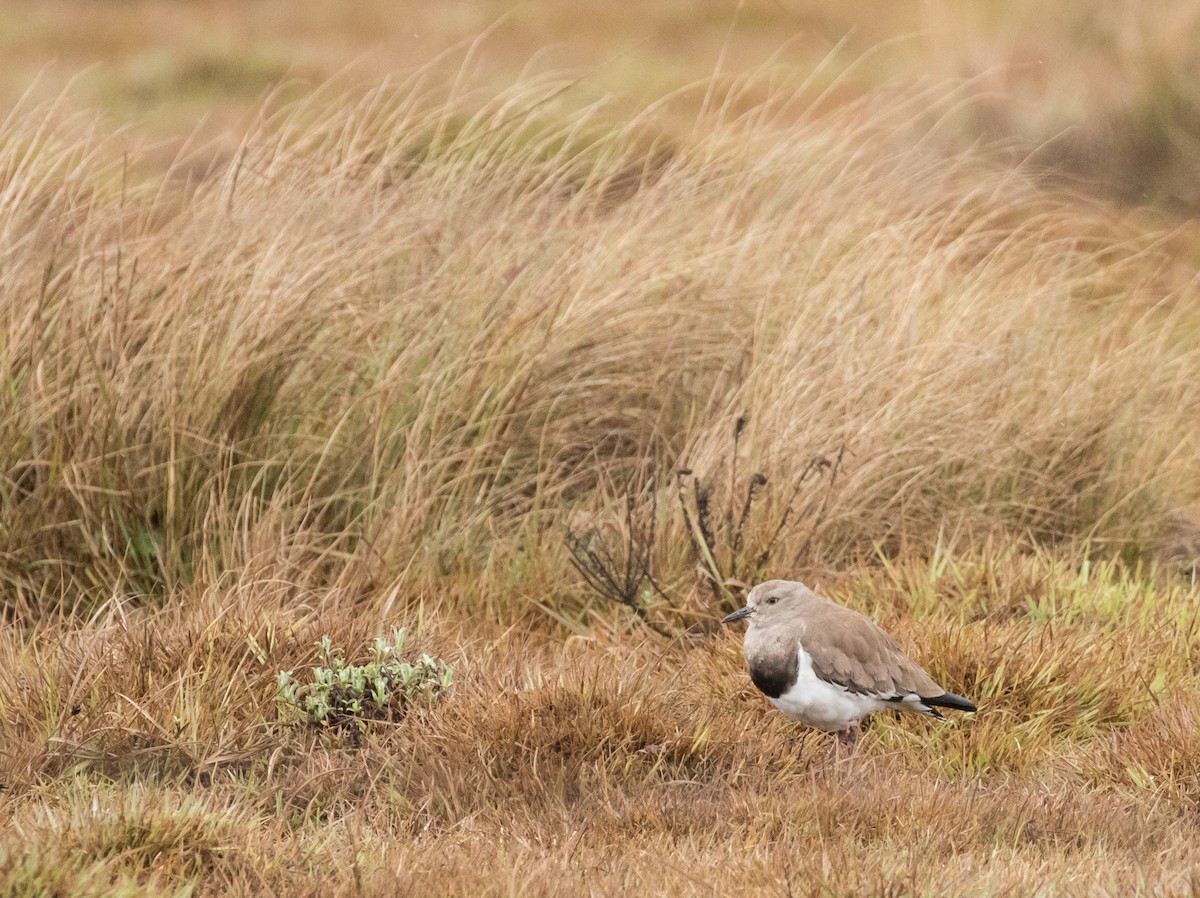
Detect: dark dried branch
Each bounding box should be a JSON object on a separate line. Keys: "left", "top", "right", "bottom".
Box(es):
{"left": 565, "top": 483, "right": 672, "bottom": 638}
{"left": 792, "top": 444, "right": 846, "bottom": 563}
{"left": 733, "top": 472, "right": 768, "bottom": 559}
{"left": 726, "top": 416, "right": 746, "bottom": 561}
{"left": 677, "top": 417, "right": 849, "bottom": 612}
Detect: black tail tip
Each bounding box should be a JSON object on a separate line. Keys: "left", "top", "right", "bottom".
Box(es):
{"left": 926, "top": 692, "right": 977, "bottom": 713}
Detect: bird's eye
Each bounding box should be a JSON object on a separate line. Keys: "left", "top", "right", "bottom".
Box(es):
{"left": 766, "top": 597, "right": 778, "bottom": 605}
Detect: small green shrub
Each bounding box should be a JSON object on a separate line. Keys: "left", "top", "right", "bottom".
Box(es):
{"left": 276, "top": 630, "right": 453, "bottom": 737}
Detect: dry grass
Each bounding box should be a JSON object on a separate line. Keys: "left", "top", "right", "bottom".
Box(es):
{"left": 3, "top": 66, "right": 1200, "bottom": 894}
{"left": 3, "top": 552, "right": 1200, "bottom": 895}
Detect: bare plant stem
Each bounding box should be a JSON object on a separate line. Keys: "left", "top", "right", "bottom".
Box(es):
{"left": 566, "top": 482, "right": 673, "bottom": 638}
{"left": 678, "top": 418, "right": 849, "bottom": 611}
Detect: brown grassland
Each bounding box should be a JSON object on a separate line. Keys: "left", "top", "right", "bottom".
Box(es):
{"left": 3, "top": 3, "right": 1200, "bottom": 896}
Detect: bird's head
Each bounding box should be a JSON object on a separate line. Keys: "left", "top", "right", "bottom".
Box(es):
{"left": 721, "top": 579, "right": 814, "bottom": 630}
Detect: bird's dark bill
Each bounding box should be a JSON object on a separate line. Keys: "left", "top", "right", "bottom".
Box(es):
{"left": 721, "top": 606, "right": 753, "bottom": 624}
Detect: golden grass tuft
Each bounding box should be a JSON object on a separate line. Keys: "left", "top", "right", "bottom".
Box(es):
{"left": 3, "top": 78, "right": 1199, "bottom": 616}
{"left": 3, "top": 74, "right": 1200, "bottom": 894}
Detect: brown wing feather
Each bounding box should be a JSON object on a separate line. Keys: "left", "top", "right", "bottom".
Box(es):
{"left": 803, "top": 602, "right": 940, "bottom": 698}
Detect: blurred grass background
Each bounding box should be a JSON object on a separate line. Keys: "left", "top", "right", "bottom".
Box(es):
{"left": 7, "top": 0, "right": 1200, "bottom": 211}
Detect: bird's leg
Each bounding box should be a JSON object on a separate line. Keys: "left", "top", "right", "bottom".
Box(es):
{"left": 843, "top": 723, "right": 859, "bottom": 753}
{"left": 829, "top": 723, "right": 859, "bottom": 758}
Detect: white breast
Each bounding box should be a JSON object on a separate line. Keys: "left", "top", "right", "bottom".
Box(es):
{"left": 768, "top": 645, "right": 895, "bottom": 732}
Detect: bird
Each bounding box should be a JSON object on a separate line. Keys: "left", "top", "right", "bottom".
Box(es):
{"left": 722, "top": 579, "right": 975, "bottom": 754}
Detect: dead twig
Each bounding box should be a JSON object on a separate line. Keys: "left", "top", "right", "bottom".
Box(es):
{"left": 565, "top": 481, "right": 672, "bottom": 637}
{"left": 678, "top": 417, "right": 847, "bottom": 612}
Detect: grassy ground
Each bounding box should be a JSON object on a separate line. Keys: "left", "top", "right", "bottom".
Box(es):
{"left": 3, "top": 4, "right": 1200, "bottom": 896}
